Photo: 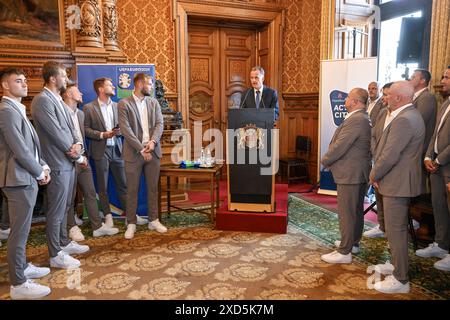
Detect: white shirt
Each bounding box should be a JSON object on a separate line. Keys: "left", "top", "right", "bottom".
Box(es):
{"left": 367, "top": 97, "right": 380, "bottom": 116}
{"left": 64, "top": 103, "right": 83, "bottom": 147}
{"left": 413, "top": 87, "right": 428, "bottom": 101}
{"left": 254, "top": 86, "right": 264, "bottom": 107}
{"left": 383, "top": 103, "right": 413, "bottom": 131}
{"left": 98, "top": 98, "right": 115, "bottom": 146}
{"left": 3, "top": 96, "right": 48, "bottom": 180}
{"left": 344, "top": 109, "right": 361, "bottom": 120}
{"left": 435, "top": 99, "right": 450, "bottom": 154}
{"left": 133, "top": 94, "right": 150, "bottom": 145}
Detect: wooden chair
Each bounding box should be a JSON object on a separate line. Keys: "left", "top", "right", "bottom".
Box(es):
{"left": 279, "top": 136, "right": 311, "bottom": 183}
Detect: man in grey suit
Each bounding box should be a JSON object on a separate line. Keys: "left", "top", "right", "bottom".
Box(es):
{"left": 62, "top": 82, "right": 119, "bottom": 241}
{"left": 367, "top": 81, "right": 384, "bottom": 127}
{"left": 364, "top": 82, "right": 393, "bottom": 239}
{"left": 118, "top": 72, "right": 167, "bottom": 239}
{"left": 370, "top": 81, "right": 425, "bottom": 294}
{"left": 321, "top": 88, "right": 371, "bottom": 264}
{"left": 418, "top": 66, "right": 450, "bottom": 272}
{"left": 0, "top": 67, "right": 51, "bottom": 299}
{"left": 84, "top": 78, "right": 145, "bottom": 228}
{"left": 31, "top": 61, "right": 89, "bottom": 269}
{"left": 410, "top": 69, "right": 437, "bottom": 155}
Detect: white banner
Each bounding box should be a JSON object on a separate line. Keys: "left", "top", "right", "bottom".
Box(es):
{"left": 318, "top": 58, "right": 378, "bottom": 195}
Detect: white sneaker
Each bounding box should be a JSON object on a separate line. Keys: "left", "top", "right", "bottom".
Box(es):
{"left": 0, "top": 228, "right": 10, "bottom": 240}
{"left": 434, "top": 254, "right": 450, "bottom": 272}
{"left": 10, "top": 279, "right": 51, "bottom": 300}
{"left": 334, "top": 240, "right": 360, "bottom": 254}
{"left": 61, "top": 241, "right": 90, "bottom": 255}
{"left": 125, "top": 224, "right": 136, "bottom": 239}
{"left": 50, "top": 251, "right": 80, "bottom": 269}
{"left": 148, "top": 219, "right": 167, "bottom": 233}
{"left": 69, "top": 226, "right": 85, "bottom": 242}
{"left": 321, "top": 250, "right": 352, "bottom": 264}
{"left": 374, "top": 275, "right": 410, "bottom": 294}
{"left": 374, "top": 261, "right": 394, "bottom": 275}
{"left": 24, "top": 263, "right": 50, "bottom": 279}
{"left": 93, "top": 223, "right": 119, "bottom": 237}
{"left": 415, "top": 242, "right": 448, "bottom": 259}
{"left": 412, "top": 219, "right": 420, "bottom": 230}
{"left": 75, "top": 215, "right": 83, "bottom": 226}
{"left": 104, "top": 214, "right": 114, "bottom": 228}
{"left": 363, "top": 225, "right": 385, "bottom": 238}
{"left": 136, "top": 215, "right": 148, "bottom": 225}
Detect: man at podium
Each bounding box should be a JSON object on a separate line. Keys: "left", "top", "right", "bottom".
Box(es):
{"left": 240, "top": 66, "right": 279, "bottom": 121}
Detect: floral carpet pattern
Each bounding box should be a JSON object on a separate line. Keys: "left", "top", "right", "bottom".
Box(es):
{"left": 0, "top": 198, "right": 445, "bottom": 300}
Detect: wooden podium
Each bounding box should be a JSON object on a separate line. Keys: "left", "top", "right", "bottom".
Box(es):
{"left": 226, "top": 109, "right": 276, "bottom": 212}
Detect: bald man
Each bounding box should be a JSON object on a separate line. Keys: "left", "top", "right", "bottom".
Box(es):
{"left": 370, "top": 81, "right": 425, "bottom": 294}
{"left": 321, "top": 88, "right": 371, "bottom": 264}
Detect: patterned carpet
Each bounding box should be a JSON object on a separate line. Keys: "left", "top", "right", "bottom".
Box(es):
{"left": 0, "top": 199, "right": 445, "bottom": 300}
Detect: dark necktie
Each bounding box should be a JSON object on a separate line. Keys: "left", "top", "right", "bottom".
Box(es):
{"left": 255, "top": 90, "right": 260, "bottom": 109}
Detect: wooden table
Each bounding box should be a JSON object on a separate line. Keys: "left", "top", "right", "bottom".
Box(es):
{"left": 158, "top": 164, "right": 223, "bottom": 222}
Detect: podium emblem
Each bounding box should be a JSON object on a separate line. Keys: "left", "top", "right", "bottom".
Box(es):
{"left": 238, "top": 124, "right": 264, "bottom": 149}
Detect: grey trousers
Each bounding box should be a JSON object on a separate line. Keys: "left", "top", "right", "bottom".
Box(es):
{"left": 67, "top": 162, "right": 102, "bottom": 231}
{"left": 1, "top": 190, "right": 10, "bottom": 230}
{"left": 45, "top": 168, "right": 75, "bottom": 258}
{"left": 3, "top": 181, "right": 38, "bottom": 286}
{"left": 430, "top": 170, "right": 450, "bottom": 251}
{"left": 383, "top": 196, "right": 410, "bottom": 284}
{"left": 336, "top": 183, "right": 367, "bottom": 255}
{"left": 374, "top": 187, "right": 385, "bottom": 232}
{"left": 93, "top": 146, "right": 127, "bottom": 216}
{"left": 125, "top": 156, "right": 160, "bottom": 224}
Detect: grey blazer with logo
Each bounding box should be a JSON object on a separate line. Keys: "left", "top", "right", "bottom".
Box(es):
{"left": 83, "top": 99, "right": 122, "bottom": 161}
{"left": 0, "top": 98, "right": 47, "bottom": 187}
{"left": 31, "top": 89, "right": 81, "bottom": 170}
{"left": 426, "top": 99, "right": 450, "bottom": 177}
{"left": 321, "top": 110, "right": 372, "bottom": 184}
{"left": 370, "top": 105, "right": 425, "bottom": 197}
{"left": 413, "top": 89, "right": 437, "bottom": 155}
{"left": 118, "top": 95, "right": 164, "bottom": 162}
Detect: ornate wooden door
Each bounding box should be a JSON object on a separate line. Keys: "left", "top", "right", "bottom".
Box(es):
{"left": 188, "top": 24, "right": 256, "bottom": 162}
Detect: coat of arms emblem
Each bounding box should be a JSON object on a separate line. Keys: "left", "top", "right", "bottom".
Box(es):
{"left": 237, "top": 124, "right": 264, "bottom": 149}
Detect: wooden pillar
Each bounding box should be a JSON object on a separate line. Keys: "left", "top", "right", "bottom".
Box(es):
{"left": 76, "top": 0, "right": 104, "bottom": 48}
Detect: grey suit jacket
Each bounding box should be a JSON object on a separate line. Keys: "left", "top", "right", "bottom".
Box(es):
{"left": 0, "top": 98, "right": 47, "bottom": 187}
{"left": 31, "top": 89, "right": 81, "bottom": 170}
{"left": 321, "top": 110, "right": 372, "bottom": 184}
{"left": 369, "top": 98, "right": 385, "bottom": 128}
{"left": 118, "top": 95, "right": 164, "bottom": 162}
{"left": 426, "top": 99, "right": 450, "bottom": 177}
{"left": 83, "top": 99, "right": 123, "bottom": 161}
{"left": 413, "top": 89, "right": 437, "bottom": 155}
{"left": 370, "top": 105, "right": 425, "bottom": 197}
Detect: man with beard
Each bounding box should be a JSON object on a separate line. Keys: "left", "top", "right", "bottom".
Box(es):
{"left": 31, "top": 61, "right": 89, "bottom": 269}
{"left": 84, "top": 78, "right": 145, "bottom": 227}
{"left": 118, "top": 73, "right": 167, "bottom": 239}
{"left": 0, "top": 67, "right": 51, "bottom": 299}
{"left": 62, "top": 82, "right": 119, "bottom": 241}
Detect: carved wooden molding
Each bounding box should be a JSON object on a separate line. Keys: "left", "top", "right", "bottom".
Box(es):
{"left": 283, "top": 93, "right": 319, "bottom": 110}
{"left": 103, "top": 0, "right": 120, "bottom": 52}
{"left": 177, "top": 0, "right": 283, "bottom": 11}
{"left": 76, "top": 0, "right": 103, "bottom": 48}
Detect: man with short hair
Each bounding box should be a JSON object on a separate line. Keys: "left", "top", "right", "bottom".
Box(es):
{"left": 418, "top": 66, "right": 450, "bottom": 271}
{"left": 321, "top": 88, "right": 371, "bottom": 264}
{"left": 367, "top": 81, "right": 384, "bottom": 127}
{"left": 84, "top": 78, "right": 145, "bottom": 227}
{"left": 370, "top": 81, "right": 425, "bottom": 294}
{"left": 240, "top": 66, "right": 279, "bottom": 121}
{"left": 62, "top": 82, "right": 119, "bottom": 241}
{"left": 409, "top": 69, "right": 437, "bottom": 155}
{"left": 0, "top": 67, "right": 51, "bottom": 299}
{"left": 31, "top": 61, "right": 89, "bottom": 269}
{"left": 118, "top": 73, "right": 167, "bottom": 239}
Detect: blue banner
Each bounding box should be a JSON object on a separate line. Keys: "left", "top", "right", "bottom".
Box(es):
{"left": 329, "top": 90, "right": 348, "bottom": 127}
{"left": 77, "top": 64, "right": 156, "bottom": 216}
